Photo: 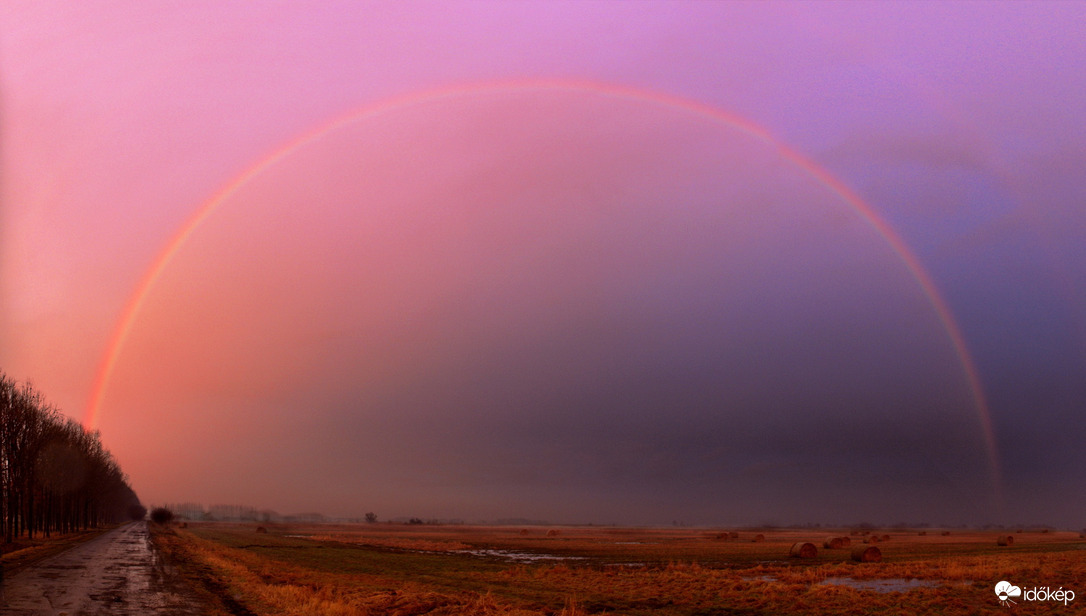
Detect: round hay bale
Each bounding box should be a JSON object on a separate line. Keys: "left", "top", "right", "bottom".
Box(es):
{"left": 997, "top": 535, "right": 1014, "bottom": 546}
{"left": 752, "top": 534, "right": 765, "bottom": 543}
{"left": 823, "top": 536, "right": 847, "bottom": 549}
{"left": 880, "top": 534, "right": 890, "bottom": 541}
{"left": 1042, "top": 529, "right": 1050, "bottom": 534}
{"left": 917, "top": 531, "right": 926, "bottom": 536}
{"left": 713, "top": 532, "right": 728, "bottom": 541}
{"left": 546, "top": 529, "right": 560, "bottom": 537}
{"left": 729, "top": 531, "right": 739, "bottom": 539}
{"left": 849, "top": 531, "right": 860, "bottom": 536}
{"left": 940, "top": 531, "right": 951, "bottom": 536}
{"left": 863, "top": 535, "right": 879, "bottom": 544}
{"left": 255, "top": 526, "right": 267, "bottom": 534}
{"left": 851, "top": 546, "right": 882, "bottom": 562}
{"left": 789, "top": 542, "right": 817, "bottom": 558}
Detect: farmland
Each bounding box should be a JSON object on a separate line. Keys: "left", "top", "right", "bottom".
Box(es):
{"left": 150, "top": 522, "right": 1086, "bottom": 615}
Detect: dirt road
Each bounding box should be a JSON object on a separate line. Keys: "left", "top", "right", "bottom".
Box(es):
{"left": 1, "top": 521, "right": 202, "bottom": 615}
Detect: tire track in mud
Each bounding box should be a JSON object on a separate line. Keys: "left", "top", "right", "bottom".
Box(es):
{"left": 1, "top": 521, "right": 201, "bottom": 616}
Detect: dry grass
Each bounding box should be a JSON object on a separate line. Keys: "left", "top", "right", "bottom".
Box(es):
{"left": 303, "top": 533, "right": 473, "bottom": 552}
{"left": 152, "top": 523, "right": 1086, "bottom": 615}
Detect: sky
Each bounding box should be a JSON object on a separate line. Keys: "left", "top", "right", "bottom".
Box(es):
{"left": 2, "top": 1, "right": 1084, "bottom": 527}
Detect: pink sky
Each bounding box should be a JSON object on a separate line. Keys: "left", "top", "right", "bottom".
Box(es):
{"left": 2, "top": 2, "right": 1084, "bottom": 526}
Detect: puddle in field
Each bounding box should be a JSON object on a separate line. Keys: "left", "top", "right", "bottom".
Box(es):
{"left": 742, "top": 575, "right": 779, "bottom": 583}
{"left": 459, "top": 549, "right": 587, "bottom": 563}
{"left": 819, "top": 577, "right": 941, "bottom": 593}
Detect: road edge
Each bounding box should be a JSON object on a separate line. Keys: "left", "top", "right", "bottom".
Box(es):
{"left": 1, "top": 523, "right": 122, "bottom": 579}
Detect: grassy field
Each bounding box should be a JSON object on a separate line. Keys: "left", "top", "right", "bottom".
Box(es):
{"left": 151, "top": 522, "right": 1086, "bottom": 615}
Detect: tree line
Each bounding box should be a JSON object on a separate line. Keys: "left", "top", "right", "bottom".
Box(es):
{"left": 1, "top": 371, "right": 143, "bottom": 543}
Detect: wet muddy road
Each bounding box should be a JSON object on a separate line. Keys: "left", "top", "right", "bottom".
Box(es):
{"left": 1, "top": 521, "right": 201, "bottom": 615}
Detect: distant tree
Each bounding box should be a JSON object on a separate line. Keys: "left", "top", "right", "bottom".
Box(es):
{"left": 408, "top": 517, "right": 423, "bottom": 525}
{"left": 365, "top": 512, "right": 377, "bottom": 524}
{"left": 150, "top": 507, "right": 174, "bottom": 525}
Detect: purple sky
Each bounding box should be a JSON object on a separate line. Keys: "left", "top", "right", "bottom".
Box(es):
{"left": 2, "top": 1, "right": 1084, "bottom": 527}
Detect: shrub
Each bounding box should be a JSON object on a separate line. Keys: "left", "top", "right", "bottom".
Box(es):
{"left": 150, "top": 507, "right": 175, "bottom": 525}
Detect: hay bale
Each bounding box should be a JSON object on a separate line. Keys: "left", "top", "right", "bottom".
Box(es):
{"left": 752, "top": 534, "right": 765, "bottom": 543}
{"left": 256, "top": 526, "right": 267, "bottom": 534}
{"left": 729, "top": 531, "right": 739, "bottom": 539}
{"left": 713, "top": 532, "right": 728, "bottom": 540}
{"left": 789, "top": 542, "right": 817, "bottom": 558}
{"left": 823, "top": 536, "right": 849, "bottom": 549}
{"left": 851, "top": 546, "right": 882, "bottom": 562}
{"left": 1042, "top": 529, "right": 1050, "bottom": 534}
{"left": 880, "top": 534, "right": 890, "bottom": 541}
{"left": 940, "top": 531, "right": 951, "bottom": 536}
{"left": 863, "top": 535, "right": 879, "bottom": 544}
{"left": 917, "top": 531, "right": 926, "bottom": 536}
{"left": 997, "top": 535, "right": 1014, "bottom": 546}
{"left": 546, "top": 529, "right": 560, "bottom": 537}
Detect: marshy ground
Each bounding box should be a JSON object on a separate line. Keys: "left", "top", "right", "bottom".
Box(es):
{"left": 148, "top": 522, "right": 1086, "bottom": 615}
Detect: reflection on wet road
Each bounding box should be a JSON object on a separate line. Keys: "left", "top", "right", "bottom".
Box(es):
{"left": 1, "top": 521, "right": 200, "bottom": 615}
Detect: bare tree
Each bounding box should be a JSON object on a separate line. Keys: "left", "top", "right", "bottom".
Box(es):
{"left": 1, "top": 371, "right": 141, "bottom": 542}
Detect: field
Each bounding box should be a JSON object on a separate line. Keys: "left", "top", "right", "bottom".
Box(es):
{"left": 151, "top": 522, "right": 1086, "bottom": 615}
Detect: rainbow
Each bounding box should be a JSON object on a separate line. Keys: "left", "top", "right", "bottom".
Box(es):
{"left": 83, "top": 78, "right": 1002, "bottom": 498}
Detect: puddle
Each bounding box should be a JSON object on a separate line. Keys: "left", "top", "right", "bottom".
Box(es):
{"left": 458, "top": 548, "right": 587, "bottom": 563}
{"left": 742, "top": 575, "right": 779, "bottom": 583}
{"left": 819, "top": 577, "right": 940, "bottom": 593}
